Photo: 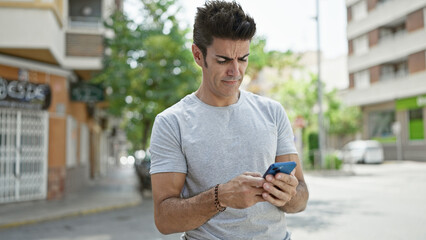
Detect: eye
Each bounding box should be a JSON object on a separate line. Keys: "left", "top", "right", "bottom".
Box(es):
{"left": 217, "top": 60, "right": 227, "bottom": 64}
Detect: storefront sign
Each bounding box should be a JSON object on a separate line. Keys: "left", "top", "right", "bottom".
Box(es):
{"left": 0, "top": 77, "right": 51, "bottom": 110}
{"left": 396, "top": 95, "right": 426, "bottom": 110}
{"left": 417, "top": 96, "right": 426, "bottom": 107}
{"left": 70, "top": 83, "right": 104, "bottom": 103}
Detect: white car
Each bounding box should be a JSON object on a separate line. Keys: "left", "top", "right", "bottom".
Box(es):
{"left": 342, "top": 140, "right": 384, "bottom": 164}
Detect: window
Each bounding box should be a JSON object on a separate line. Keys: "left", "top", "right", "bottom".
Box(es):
{"left": 380, "top": 61, "right": 408, "bottom": 81}
{"left": 353, "top": 35, "right": 369, "bottom": 55}
{"left": 379, "top": 22, "right": 406, "bottom": 43}
{"left": 352, "top": 0, "right": 368, "bottom": 21}
{"left": 409, "top": 108, "right": 424, "bottom": 141}
{"left": 354, "top": 70, "right": 370, "bottom": 89}
{"left": 368, "top": 110, "right": 396, "bottom": 141}
{"left": 68, "top": 0, "right": 102, "bottom": 29}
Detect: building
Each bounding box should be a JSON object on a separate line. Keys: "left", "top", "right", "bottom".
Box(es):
{"left": 0, "top": 0, "right": 122, "bottom": 204}
{"left": 344, "top": 0, "right": 426, "bottom": 161}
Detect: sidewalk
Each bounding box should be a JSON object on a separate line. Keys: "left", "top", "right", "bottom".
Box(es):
{"left": 0, "top": 166, "right": 143, "bottom": 229}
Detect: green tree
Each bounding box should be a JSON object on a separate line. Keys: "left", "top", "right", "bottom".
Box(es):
{"left": 270, "top": 73, "right": 360, "bottom": 135}
{"left": 324, "top": 88, "right": 361, "bottom": 136}
{"left": 270, "top": 73, "right": 361, "bottom": 165}
{"left": 94, "top": 0, "right": 200, "bottom": 151}
{"left": 246, "top": 36, "right": 300, "bottom": 93}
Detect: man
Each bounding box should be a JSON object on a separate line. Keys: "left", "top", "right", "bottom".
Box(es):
{"left": 149, "top": 1, "right": 309, "bottom": 239}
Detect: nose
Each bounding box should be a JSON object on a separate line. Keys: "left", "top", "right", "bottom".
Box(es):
{"left": 227, "top": 60, "right": 240, "bottom": 77}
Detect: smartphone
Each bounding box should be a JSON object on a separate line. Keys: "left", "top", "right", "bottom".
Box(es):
{"left": 263, "top": 161, "right": 297, "bottom": 178}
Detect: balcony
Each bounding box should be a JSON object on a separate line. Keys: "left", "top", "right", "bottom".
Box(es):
{"left": 342, "top": 70, "right": 426, "bottom": 107}
{"left": 0, "top": 7, "right": 63, "bottom": 65}
{"left": 68, "top": 16, "right": 103, "bottom": 30}
{"left": 348, "top": 29, "right": 426, "bottom": 73}
{"left": 61, "top": 0, "right": 106, "bottom": 74}
{"left": 379, "top": 60, "right": 408, "bottom": 82}
{"left": 347, "top": 0, "right": 426, "bottom": 39}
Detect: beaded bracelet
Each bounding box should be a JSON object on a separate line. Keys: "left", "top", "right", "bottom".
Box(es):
{"left": 214, "top": 184, "right": 226, "bottom": 212}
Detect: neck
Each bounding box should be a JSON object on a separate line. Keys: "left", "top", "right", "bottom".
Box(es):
{"left": 195, "top": 88, "right": 240, "bottom": 107}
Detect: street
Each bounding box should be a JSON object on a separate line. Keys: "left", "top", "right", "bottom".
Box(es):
{"left": 0, "top": 161, "right": 425, "bottom": 239}
{"left": 0, "top": 196, "right": 181, "bottom": 240}
{"left": 288, "top": 161, "right": 426, "bottom": 239}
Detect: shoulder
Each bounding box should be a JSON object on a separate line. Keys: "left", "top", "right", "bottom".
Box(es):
{"left": 156, "top": 93, "right": 196, "bottom": 122}
{"left": 242, "top": 90, "right": 284, "bottom": 111}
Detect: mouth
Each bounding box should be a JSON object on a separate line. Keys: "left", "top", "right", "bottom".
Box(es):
{"left": 222, "top": 77, "right": 241, "bottom": 85}
{"left": 222, "top": 80, "right": 239, "bottom": 85}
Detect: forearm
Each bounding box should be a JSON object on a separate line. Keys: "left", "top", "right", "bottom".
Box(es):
{"left": 155, "top": 187, "right": 219, "bottom": 234}
{"left": 280, "top": 180, "right": 309, "bottom": 213}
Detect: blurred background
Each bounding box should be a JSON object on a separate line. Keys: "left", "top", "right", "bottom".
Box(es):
{"left": 0, "top": 0, "right": 425, "bottom": 239}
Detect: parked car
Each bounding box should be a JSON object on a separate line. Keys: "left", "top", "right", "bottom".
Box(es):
{"left": 342, "top": 140, "right": 384, "bottom": 164}
{"left": 134, "top": 150, "right": 151, "bottom": 190}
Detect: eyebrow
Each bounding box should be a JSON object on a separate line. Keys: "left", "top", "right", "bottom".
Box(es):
{"left": 216, "top": 53, "right": 250, "bottom": 60}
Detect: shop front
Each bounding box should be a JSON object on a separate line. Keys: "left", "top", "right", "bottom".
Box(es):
{"left": 395, "top": 95, "right": 426, "bottom": 161}
{"left": 363, "top": 95, "right": 426, "bottom": 161}
{"left": 0, "top": 74, "right": 51, "bottom": 203}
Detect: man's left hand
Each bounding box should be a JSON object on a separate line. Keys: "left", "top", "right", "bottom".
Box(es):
{"left": 262, "top": 171, "right": 299, "bottom": 207}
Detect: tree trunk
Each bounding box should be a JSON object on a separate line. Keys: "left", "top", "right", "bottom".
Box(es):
{"left": 141, "top": 119, "right": 152, "bottom": 150}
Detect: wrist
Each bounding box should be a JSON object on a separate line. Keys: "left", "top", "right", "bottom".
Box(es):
{"left": 214, "top": 184, "right": 227, "bottom": 212}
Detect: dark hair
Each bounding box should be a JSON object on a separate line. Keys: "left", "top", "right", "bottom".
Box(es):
{"left": 193, "top": 0, "right": 256, "bottom": 61}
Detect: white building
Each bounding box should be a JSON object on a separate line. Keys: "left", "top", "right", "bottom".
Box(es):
{"left": 343, "top": 0, "right": 426, "bottom": 161}
{"left": 0, "top": 0, "right": 121, "bottom": 203}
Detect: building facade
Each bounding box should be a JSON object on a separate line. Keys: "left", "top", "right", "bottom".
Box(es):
{"left": 344, "top": 0, "right": 426, "bottom": 161}
{"left": 0, "top": 0, "right": 121, "bottom": 204}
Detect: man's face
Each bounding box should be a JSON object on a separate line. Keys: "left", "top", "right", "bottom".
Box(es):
{"left": 193, "top": 38, "right": 250, "bottom": 106}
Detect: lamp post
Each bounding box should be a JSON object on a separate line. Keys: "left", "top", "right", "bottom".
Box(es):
{"left": 315, "top": 0, "right": 326, "bottom": 167}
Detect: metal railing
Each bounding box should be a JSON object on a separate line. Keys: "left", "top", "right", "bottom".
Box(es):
{"left": 68, "top": 16, "right": 103, "bottom": 29}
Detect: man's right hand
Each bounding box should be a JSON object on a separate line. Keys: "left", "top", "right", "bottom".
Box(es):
{"left": 219, "top": 172, "right": 266, "bottom": 209}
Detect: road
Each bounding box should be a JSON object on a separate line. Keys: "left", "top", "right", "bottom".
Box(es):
{"left": 0, "top": 161, "right": 425, "bottom": 239}
{"left": 287, "top": 161, "right": 426, "bottom": 240}
{"left": 0, "top": 196, "right": 182, "bottom": 240}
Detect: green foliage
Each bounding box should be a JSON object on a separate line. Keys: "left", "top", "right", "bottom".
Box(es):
{"left": 246, "top": 37, "right": 268, "bottom": 79}
{"left": 324, "top": 88, "right": 362, "bottom": 136}
{"left": 247, "top": 36, "right": 299, "bottom": 81}
{"left": 270, "top": 74, "right": 318, "bottom": 128}
{"left": 324, "top": 153, "right": 342, "bottom": 170}
{"left": 307, "top": 132, "right": 318, "bottom": 166}
{"left": 267, "top": 60, "right": 361, "bottom": 167}
{"left": 270, "top": 73, "right": 361, "bottom": 137}
{"left": 93, "top": 0, "right": 200, "bottom": 150}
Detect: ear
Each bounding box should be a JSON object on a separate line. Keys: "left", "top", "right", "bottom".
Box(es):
{"left": 192, "top": 44, "right": 204, "bottom": 67}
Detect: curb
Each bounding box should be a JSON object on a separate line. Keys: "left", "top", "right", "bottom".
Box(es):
{"left": 0, "top": 200, "right": 142, "bottom": 230}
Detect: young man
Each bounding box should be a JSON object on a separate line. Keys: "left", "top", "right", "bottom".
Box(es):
{"left": 149, "top": 1, "right": 309, "bottom": 239}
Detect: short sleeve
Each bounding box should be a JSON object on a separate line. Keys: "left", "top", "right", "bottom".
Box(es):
{"left": 275, "top": 104, "right": 298, "bottom": 156}
{"left": 149, "top": 115, "right": 187, "bottom": 175}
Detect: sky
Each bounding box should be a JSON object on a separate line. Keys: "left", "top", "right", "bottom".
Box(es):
{"left": 125, "top": 0, "right": 348, "bottom": 59}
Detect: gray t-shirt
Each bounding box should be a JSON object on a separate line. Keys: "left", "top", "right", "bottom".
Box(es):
{"left": 150, "top": 90, "right": 297, "bottom": 240}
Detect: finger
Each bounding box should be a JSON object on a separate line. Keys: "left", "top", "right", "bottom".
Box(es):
{"left": 265, "top": 174, "right": 274, "bottom": 182}
{"left": 254, "top": 195, "right": 266, "bottom": 203}
{"left": 263, "top": 182, "right": 286, "bottom": 200}
{"left": 264, "top": 176, "right": 298, "bottom": 201}
{"left": 274, "top": 173, "right": 298, "bottom": 187}
{"left": 252, "top": 187, "right": 266, "bottom": 196}
{"left": 243, "top": 172, "right": 263, "bottom": 178}
{"left": 242, "top": 174, "right": 266, "bottom": 188}
{"left": 262, "top": 192, "right": 286, "bottom": 207}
